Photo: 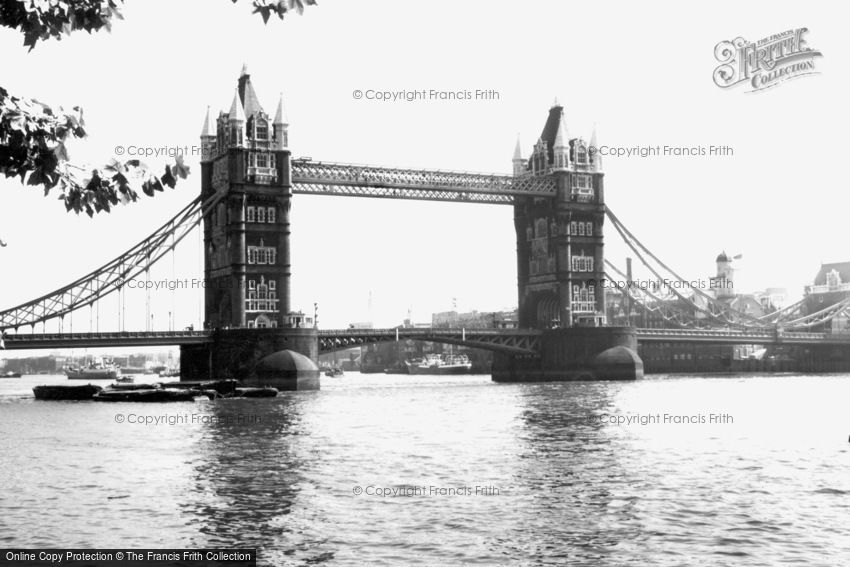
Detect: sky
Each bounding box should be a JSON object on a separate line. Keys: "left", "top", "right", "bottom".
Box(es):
{"left": 0, "top": 0, "right": 846, "bottom": 348}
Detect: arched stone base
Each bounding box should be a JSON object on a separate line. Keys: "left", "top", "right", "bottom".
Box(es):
{"left": 251, "top": 349, "right": 320, "bottom": 391}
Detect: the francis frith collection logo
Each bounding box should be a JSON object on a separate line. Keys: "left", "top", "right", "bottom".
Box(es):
{"left": 713, "top": 28, "right": 822, "bottom": 92}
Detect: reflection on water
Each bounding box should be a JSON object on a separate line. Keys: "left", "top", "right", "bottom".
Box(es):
{"left": 3, "top": 373, "right": 850, "bottom": 565}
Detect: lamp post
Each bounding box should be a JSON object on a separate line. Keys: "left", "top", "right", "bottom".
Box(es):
{"left": 313, "top": 302, "right": 318, "bottom": 329}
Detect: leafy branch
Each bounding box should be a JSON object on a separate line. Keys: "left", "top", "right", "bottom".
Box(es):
{"left": 0, "top": 86, "right": 189, "bottom": 216}
{"left": 0, "top": 0, "right": 315, "bottom": 216}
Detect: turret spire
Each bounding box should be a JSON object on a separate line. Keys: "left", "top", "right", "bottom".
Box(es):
{"left": 512, "top": 134, "right": 525, "bottom": 176}
{"left": 552, "top": 116, "right": 569, "bottom": 170}
{"left": 200, "top": 106, "right": 213, "bottom": 137}
{"left": 274, "top": 92, "right": 287, "bottom": 124}
{"left": 229, "top": 88, "right": 245, "bottom": 122}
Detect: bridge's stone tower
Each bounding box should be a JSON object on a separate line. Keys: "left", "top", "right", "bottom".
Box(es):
{"left": 183, "top": 67, "right": 319, "bottom": 390}
{"left": 199, "top": 66, "right": 292, "bottom": 330}
{"left": 513, "top": 102, "right": 606, "bottom": 329}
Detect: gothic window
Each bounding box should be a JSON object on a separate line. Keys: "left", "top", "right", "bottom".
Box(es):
{"left": 576, "top": 143, "right": 588, "bottom": 165}
{"left": 269, "top": 280, "right": 276, "bottom": 291}
{"left": 248, "top": 280, "right": 256, "bottom": 290}
{"left": 827, "top": 269, "right": 842, "bottom": 287}
{"left": 268, "top": 249, "right": 276, "bottom": 264}
{"left": 578, "top": 222, "right": 585, "bottom": 236}
{"left": 248, "top": 247, "right": 257, "bottom": 264}
{"left": 257, "top": 207, "right": 266, "bottom": 223}
{"left": 586, "top": 222, "right": 593, "bottom": 236}
{"left": 572, "top": 174, "right": 593, "bottom": 194}
{"left": 256, "top": 119, "right": 268, "bottom": 140}
{"left": 267, "top": 207, "right": 276, "bottom": 223}
{"left": 256, "top": 152, "right": 269, "bottom": 169}
{"left": 247, "top": 206, "right": 255, "bottom": 223}
{"left": 571, "top": 254, "right": 594, "bottom": 272}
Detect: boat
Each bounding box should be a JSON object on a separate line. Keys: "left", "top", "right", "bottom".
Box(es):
{"left": 66, "top": 361, "right": 120, "bottom": 380}
{"left": 324, "top": 367, "right": 344, "bottom": 377}
{"left": 93, "top": 388, "right": 197, "bottom": 402}
{"left": 115, "top": 376, "right": 135, "bottom": 383}
{"left": 158, "top": 367, "right": 181, "bottom": 378}
{"left": 1, "top": 371, "right": 22, "bottom": 378}
{"left": 405, "top": 353, "right": 472, "bottom": 375}
{"left": 33, "top": 384, "right": 102, "bottom": 400}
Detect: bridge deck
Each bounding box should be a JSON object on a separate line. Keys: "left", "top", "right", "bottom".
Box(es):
{"left": 2, "top": 328, "right": 848, "bottom": 351}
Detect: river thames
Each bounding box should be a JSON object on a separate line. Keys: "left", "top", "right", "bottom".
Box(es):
{"left": 2, "top": 373, "right": 850, "bottom": 566}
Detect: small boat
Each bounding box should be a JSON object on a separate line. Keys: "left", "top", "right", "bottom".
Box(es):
{"left": 234, "top": 387, "right": 279, "bottom": 398}
{"left": 1, "top": 371, "right": 22, "bottom": 378}
{"left": 324, "top": 367, "right": 344, "bottom": 377}
{"left": 93, "top": 388, "right": 196, "bottom": 402}
{"left": 115, "top": 376, "right": 135, "bottom": 383}
{"left": 33, "top": 384, "right": 102, "bottom": 400}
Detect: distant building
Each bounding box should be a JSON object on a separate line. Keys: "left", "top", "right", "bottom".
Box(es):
{"left": 431, "top": 310, "right": 517, "bottom": 329}
{"left": 802, "top": 261, "right": 850, "bottom": 333}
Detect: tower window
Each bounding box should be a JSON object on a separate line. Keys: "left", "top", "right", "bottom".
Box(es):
{"left": 269, "top": 280, "right": 276, "bottom": 291}
{"left": 246, "top": 206, "right": 255, "bottom": 223}
{"left": 585, "top": 222, "right": 593, "bottom": 236}
{"left": 257, "top": 207, "right": 266, "bottom": 223}
{"left": 256, "top": 152, "right": 269, "bottom": 169}
{"left": 576, "top": 143, "right": 588, "bottom": 165}
{"left": 578, "top": 222, "right": 586, "bottom": 236}
{"left": 256, "top": 119, "right": 268, "bottom": 140}
{"left": 248, "top": 279, "right": 256, "bottom": 290}
{"left": 267, "top": 207, "right": 276, "bottom": 223}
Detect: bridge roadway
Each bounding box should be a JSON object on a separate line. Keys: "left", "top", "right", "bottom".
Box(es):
{"left": 2, "top": 327, "right": 850, "bottom": 352}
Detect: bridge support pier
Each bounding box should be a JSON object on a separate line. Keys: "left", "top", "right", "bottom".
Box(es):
{"left": 492, "top": 326, "right": 643, "bottom": 382}
{"left": 180, "top": 328, "right": 321, "bottom": 390}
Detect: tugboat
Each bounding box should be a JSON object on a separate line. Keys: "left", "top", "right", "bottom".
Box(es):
{"left": 1, "top": 371, "right": 22, "bottom": 378}
{"left": 405, "top": 353, "right": 472, "bottom": 375}
{"left": 66, "top": 359, "right": 120, "bottom": 380}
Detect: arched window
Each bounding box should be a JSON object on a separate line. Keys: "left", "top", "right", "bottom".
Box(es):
{"left": 576, "top": 143, "right": 588, "bottom": 165}
{"left": 255, "top": 119, "right": 268, "bottom": 140}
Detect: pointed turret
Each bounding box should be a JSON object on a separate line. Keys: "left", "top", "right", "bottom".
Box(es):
{"left": 229, "top": 88, "right": 246, "bottom": 122}
{"left": 512, "top": 135, "right": 525, "bottom": 176}
{"left": 200, "top": 106, "right": 213, "bottom": 137}
{"left": 273, "top": 92, "right": 289, "bottom": 150}
{"left": 200, "top": 106, "right": 216, "bottom": 162}
{"left": 553, "top": 116, "right": 569, "bottom": 170}
{"left": 589, "top": 123, "right": 600, "bottom": 170}
{"left": 227, "top": 88, "right": 246, "bottom": 147}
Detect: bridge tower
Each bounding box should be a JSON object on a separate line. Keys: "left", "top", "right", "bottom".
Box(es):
{"left": 200, "top": 66, "right": 291, "bottom": 329}
{"left": 182, "top": 67, "right": 319, "bottom": 389}
{"left": 513, "top": 101, "right": 606, "bottom": 329}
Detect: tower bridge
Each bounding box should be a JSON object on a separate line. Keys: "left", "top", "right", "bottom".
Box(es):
{"left": 3, "top": 68, "right": 850, "bottom": 387}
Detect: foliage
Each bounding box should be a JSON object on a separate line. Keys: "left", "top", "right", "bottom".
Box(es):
{"left": 0, "top": 0, "right": 315, "bottom": 215}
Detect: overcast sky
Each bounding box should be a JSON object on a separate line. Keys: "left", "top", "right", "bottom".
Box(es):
{"left": 0, "top": 0, "right": 845, "bottom": 343}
